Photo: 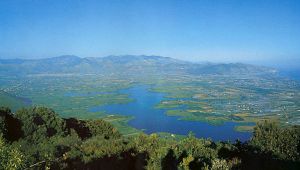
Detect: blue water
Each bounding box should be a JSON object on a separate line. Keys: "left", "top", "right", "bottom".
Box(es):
{"left": 90, "top": 85, "right": 252, "bottom": 141}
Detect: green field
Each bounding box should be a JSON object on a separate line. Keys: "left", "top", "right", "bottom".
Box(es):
{"left": 1, "top": 72, "right": 300, "bottom": 135}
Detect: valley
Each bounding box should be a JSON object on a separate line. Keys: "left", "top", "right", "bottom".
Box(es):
{"left": 1, "top": 55, "right": 299, "bottom": 141}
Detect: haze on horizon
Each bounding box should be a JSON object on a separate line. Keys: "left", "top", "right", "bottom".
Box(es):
{"left": 0, "top": 0, "right": 299, "bottom": 69}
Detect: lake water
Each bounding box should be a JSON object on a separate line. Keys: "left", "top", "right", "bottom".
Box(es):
{"left": 90, "top": 85, "right": 252, "bottom": 141}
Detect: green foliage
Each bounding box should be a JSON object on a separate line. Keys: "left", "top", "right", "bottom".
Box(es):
{"left": 15, "top": 133, "right": 81, "bottom": 168}
{"left": 0, "top": 135, "right": 24, "bottom": 170}
{"left": 85, "top": 119, "right": 121, "bottom": 139}
{"left": 0, "top": 106, "right": 299, "bottom": 169}
{"left": 176, "top": 134, "right": 218, "bottom": 168}
{"left": 180, "top": 154, "right": 194, "bottom": 170}
{"left": 15, "top": 107, "right": 65, "bottom": 141}
{"left": 9, "top": 107, "right": 78, "bottom": 168}
{"left": 210, "top": 158, "right": 230, "bottom": 170}
{"left": 250, "top": 120, "right": 300, "bottom": 160}
{"left": 134, "top": 133, "right": 171, "bottom": 169}
{"left": 73, "top": 136, "right": 133, "bottom": 163}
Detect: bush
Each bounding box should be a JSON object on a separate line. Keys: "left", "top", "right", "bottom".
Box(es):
{"left": 0, "top": 135, "right": 24, "bottom": 169}
{"left": 250, "top": 120, "right": 299, "bottom": 161}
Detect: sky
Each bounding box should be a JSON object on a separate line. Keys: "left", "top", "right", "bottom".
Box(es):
{"left": 0, "top": 0, "right": 299, "bottom": 68}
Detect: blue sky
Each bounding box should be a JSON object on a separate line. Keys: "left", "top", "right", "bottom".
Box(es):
{"left": 0, "top": 0, "right": 299, "bottom": 67}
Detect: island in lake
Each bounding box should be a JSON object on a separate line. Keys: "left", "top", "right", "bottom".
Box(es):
{"left": 1, "top": 55, "right": 300, "bottom": 170}
{"left": 1, "top": 55, "right": 299, "bottom": 141}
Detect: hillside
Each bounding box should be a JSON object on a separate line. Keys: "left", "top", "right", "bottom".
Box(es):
{"left": 1, "top": 106, "right": 299, "bottom": 169}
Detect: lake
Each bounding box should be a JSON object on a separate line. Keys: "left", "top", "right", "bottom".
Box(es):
{"left": 90, "top": 85, "right": 252, "bottom": 141}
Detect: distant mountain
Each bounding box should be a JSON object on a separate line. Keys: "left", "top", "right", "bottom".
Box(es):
{"left": 95, "top": 55, "right": 181, "bottom": 64}
{"left": 187, "top": 63, "right": 277, "bottom": 75}
{"left": 0, "top": 55, "right": 277, "bottom": 76}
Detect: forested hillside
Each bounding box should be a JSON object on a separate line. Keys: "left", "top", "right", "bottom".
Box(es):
{"left": 0, "top": 106, "right": 299, "bottom": 170}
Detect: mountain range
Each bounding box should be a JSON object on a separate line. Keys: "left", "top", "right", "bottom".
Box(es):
{"left": 0, "top": 55, "right": 277, "bottom": 76}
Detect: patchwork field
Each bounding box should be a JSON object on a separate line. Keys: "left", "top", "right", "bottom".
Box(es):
{"left": 1, "top": 70, "right": 299, "bottom": 138}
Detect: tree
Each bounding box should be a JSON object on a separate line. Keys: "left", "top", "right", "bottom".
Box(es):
{"left": 0, "top": 107, "right": 23, "bottom": 142}
{"left": 250, "top": 120, "right": 299, "bottom": 161}
{"left": 15, "top": 107, "right": 65, "bottom": 140}
{"left": 86, "top": 119, "right": 121, "bottom": 139}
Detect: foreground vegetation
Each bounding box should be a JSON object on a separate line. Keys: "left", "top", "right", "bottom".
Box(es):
{"left": 1, "top": 106, "right": 299, "bottom": 170}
